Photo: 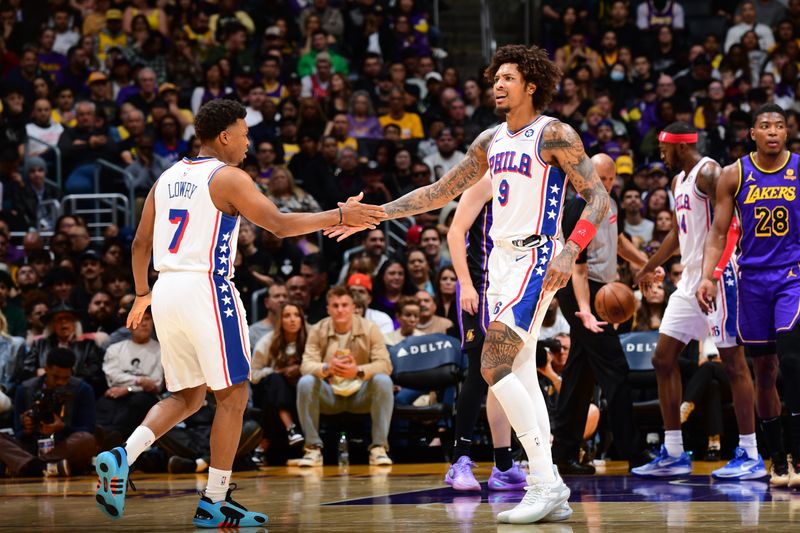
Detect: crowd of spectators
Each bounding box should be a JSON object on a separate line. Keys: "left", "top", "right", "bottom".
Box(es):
{"left": 0, "top": 0, "right": 798, "bottom": 473}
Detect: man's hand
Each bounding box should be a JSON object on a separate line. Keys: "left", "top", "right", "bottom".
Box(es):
{"left": 39, "top": 413, "right": 65, "bottom": 435}
{"left": 696, "top": 278, "right": 717, "bottom": 314}
{"left": 635, "top": 265, "right": 665, "bottom": 293}
{"left": 21, "top": 412, "right": 35, "bottom": 434}
{"left": 330, "top": 355, "right": 358, "bottom": 379}
{"left": 137, "top": 377, "right": 159, "bottom": 393}
{"left": 325, "top": 192, "right": 388, "bottom": 241}
{"left": 340, "top": 192, "right": 387, "bottom": 227}
{"left": 127, "top": 292, "right": 152, "bottom": 330}
{"left": 543, "top": 244, "right": 578, "bottom": 291}
{"left": 105, "top": 386, "right": 130, "bottom": 399}
{"left": 575, "top": 310, "right": 607, "bottom": 333}
{"left": 460, "top": 284, "right": 479, "bottom": 315}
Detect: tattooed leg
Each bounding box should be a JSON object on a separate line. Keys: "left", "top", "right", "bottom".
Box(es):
{"left": 484, "top": 320, "right": 556, "bottom": 481}
{"left": 481, "top": 321, "right": 524, "bottom": 386}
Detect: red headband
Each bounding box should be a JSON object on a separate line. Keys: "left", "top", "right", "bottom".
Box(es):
{"left": 658, "top": 131, "right": 698, "bottom": 144}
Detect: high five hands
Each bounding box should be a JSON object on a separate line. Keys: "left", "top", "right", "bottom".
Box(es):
{"left": 324, "top": 192, "right": 388, "bottom": 241}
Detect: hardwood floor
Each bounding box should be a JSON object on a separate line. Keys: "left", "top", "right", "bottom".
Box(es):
{"left": 1, "top": 461, "right": 799, "bottom": 532}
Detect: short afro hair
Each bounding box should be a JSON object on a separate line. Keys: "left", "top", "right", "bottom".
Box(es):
{"left": 484, "top": 45, "right": 562, "bottom": 112}
{"left": 194, "top": 98, "right": 247, "bottom": 141}
{"left": 752, "top": 103, "right": 786, "bottom": 126}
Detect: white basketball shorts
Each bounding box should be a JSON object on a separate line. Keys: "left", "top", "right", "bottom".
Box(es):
{"left": 486, "top": 238, "right": 562, "bottom": 344}
{"left": 151, "top": 271, "right": 251, "bottom": 392}
{"left": 659, "top": 262, "right": 739, "bottom": 349}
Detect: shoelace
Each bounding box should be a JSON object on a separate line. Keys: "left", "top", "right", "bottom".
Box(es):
{"left": 519, "top": 483, "right": 550, "bottom": 505}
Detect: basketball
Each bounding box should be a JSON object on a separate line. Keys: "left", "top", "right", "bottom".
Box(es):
{"left": 595, "top": 282, "right": 637, "bottom": 324}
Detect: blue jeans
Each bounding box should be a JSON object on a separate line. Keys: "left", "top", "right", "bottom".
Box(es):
{"left": 296, "top": 374, "right": 394, "bottom": 449}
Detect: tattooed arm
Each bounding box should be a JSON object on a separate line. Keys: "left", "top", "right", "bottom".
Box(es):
{"left": 539, "top": 120, "right": 611, "bottom": 291}
{"left": 325, "top": 127, "right": 495, "bottom": 241}
{"left": 384, "top": 127, "right": 495, "bottom": 218}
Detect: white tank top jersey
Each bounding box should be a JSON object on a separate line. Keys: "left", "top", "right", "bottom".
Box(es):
{"left": 673, "top": 156, "right": 716, "bottom": 295}
{"left": 152, "top": 156, "right": 240, "bottom": 278}
{"left": 486, "top": 115, "right": 567, "bottom": 242}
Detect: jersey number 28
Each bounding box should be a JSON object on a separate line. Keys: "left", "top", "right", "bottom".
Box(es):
{"left": 754, "top": 206, "right": 788, "bottom": 237}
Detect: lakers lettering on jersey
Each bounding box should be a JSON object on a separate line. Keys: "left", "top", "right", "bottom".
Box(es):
{"left": 735, "top": 152, "right": 800, "bottom": 269}
{"left": 486, "top": 115, "right": 567, "bottom": 242}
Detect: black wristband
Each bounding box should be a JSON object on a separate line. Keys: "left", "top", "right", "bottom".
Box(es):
{"left": 338, "top": 206, "right": 343, "bottom": 225}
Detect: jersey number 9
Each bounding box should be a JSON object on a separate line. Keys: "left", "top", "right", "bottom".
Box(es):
{"left": 498, "top": 179, "right": 510, "bottom": 206}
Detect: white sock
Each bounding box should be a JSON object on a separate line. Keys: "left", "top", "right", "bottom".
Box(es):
{"left": 491, "top": 373, "right": 555, "bottom": 482}
{"left": 739, "top": 433, "right": 758, "bottom": 459}
{"left": 664, "top": 430, "right": 684, "bottom": 457}
{"left": 512, "top": 345, "right": 552, "bottom": 444}
{"left": 205, "top": 467, "right": 232, "bottom": 503}
{"left": 124, "top": 426, "right": 155, "bottom": 466}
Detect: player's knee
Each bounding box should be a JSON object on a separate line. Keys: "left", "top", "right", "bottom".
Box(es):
{"left": 651, "top": 350, "right": 672, "bottom": 374}
{"left": 481, "top": 365, "right": 511, "bottom": 386}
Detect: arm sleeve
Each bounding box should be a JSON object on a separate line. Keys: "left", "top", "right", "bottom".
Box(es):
{"left": 716, "top": 218, "right": 740, "bottom": 273}
{"left": 561, "top": 197, "right": 589, "bottom": 264}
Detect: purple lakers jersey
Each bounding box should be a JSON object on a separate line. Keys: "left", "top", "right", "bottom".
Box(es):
{"left": 735, "top": 151, "right": 800, "bottom": 269}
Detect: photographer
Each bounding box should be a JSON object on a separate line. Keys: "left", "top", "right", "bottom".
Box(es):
{"left": 0, "top": 348, "right": 96, "bottom": 476}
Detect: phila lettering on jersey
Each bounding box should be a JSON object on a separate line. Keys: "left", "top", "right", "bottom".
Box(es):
{"left": 673, "top": 156, "right": 716, "bottom": 295}
{"left": 486, "top": 115, "right": 567, "bottom": 242}
{"left": 152, "top": 156, "right": 239, "bottom": 278}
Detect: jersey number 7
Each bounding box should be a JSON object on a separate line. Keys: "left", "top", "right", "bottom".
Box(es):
{"left": 168, "top": 209, "right": 190, "bottom": 253}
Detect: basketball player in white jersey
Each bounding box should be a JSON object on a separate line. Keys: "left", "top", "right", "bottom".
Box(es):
{"left": 93, "top": 99, "right": 385, "bottom": 527}
{"left": 331, "top": 44, "right": 610, "bottom": 524}
{"left": 634, "top": 121, "right": 766, "bottom": 480}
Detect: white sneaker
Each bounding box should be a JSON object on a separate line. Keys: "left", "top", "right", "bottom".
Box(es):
{"left": 296, "top": 447, "right": 323, "bottom": 467}
{"left": 496, "top": 474, "right": 570, "bottom": 524}
{"left": 541, "top": 466, "right": 573, "bottom": 522}
{"left": 369, "top": 446, "right": 392, "bottom": 466}
{"left": 789, "top": 460, "right": 800, "bottom": 489}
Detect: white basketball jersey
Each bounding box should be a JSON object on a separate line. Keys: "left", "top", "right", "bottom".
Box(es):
{"left": 152, "top": 156, "right": 240, "bottom": 279}
{"left": 487, "top": 115, "right": 567, "bottom": 241}
{"left": 674, "top": 156, "right": 716, "bottom": 295}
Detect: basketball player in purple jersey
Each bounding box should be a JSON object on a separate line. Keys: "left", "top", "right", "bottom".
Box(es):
{"left": 93, "top": 99, "right": 385, "bottom": 527}
{"left": 331, "top": 44, "right": 610, "bottom": 524}
{"left": 633, "top": 121, "right": 765, "bottom": 480}
{"left": 698, "top": 104, "right": 800, "bottom": 488}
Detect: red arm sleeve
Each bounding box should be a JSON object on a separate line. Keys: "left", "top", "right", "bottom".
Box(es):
{"left": 713, "top": 218, "right": 739, "bottom": 280}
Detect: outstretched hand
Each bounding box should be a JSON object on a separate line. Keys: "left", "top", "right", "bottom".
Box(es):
{"left": 575, "top": 310, "right": 607, "bottom": 333}
{"left": 635, "top": 265, "right": 665, "bottom": 294}
{"left": 324, "top": 192, "right": 388, "bottom": 241}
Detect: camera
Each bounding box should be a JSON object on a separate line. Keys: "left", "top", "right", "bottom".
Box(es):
{"left": 30, "top": 388, "right": 71, "bottom": 426}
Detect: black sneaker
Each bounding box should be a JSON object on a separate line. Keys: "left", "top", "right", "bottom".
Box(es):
{"left": 287, "top": 425, "right": 304, "bottom": 447}
{"left": 168, "top": 456, "right": 197, "bottom": 474}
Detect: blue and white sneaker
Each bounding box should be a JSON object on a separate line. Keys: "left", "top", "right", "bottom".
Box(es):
{"left": 711, "top": 447, "right": 768, "bottom": 480}
{"left": 631, "top": 445, "right": 691, "bottom": 477}
{"left": 95, "top": 447, "right": 134, "bottom": 519}
{"left": 193, "top": 483, "right": 269, "bottom": 528}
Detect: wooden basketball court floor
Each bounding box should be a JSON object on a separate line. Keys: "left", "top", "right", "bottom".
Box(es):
{"left": 2, "top": 461, "right": 799, "bottom": 532}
